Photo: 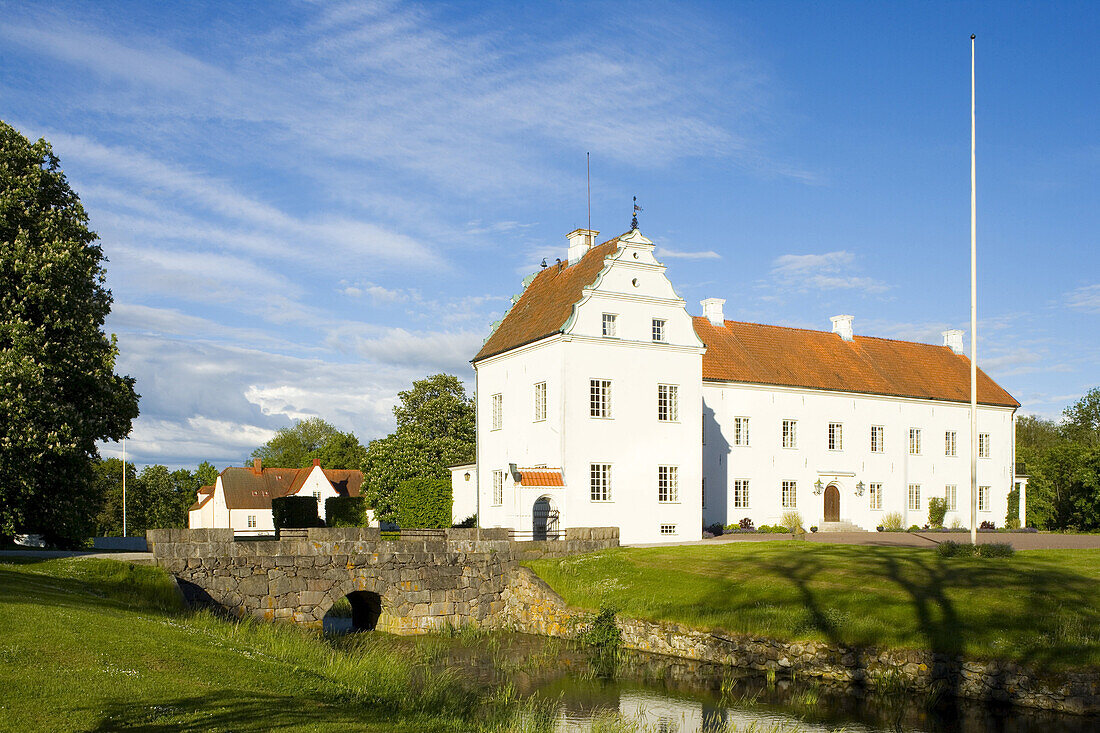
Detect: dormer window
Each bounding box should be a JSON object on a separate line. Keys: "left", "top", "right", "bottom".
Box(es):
{"left": 652, "top": 318, "right": 666, "bottom": 342}
{"left": 602, "top": 313, "right": 617, "bottom": 338}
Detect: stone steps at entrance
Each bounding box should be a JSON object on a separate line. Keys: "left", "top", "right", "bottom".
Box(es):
{"left": 818, "top": 520, "right": 866, "bottom": 532}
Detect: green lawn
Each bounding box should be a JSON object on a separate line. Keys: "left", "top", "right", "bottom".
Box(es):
{"left": 526, "top": 542, "right": 1100, "bottom": 671}
{"left": 0, "top": 558, "right": 495, "bottom": 732}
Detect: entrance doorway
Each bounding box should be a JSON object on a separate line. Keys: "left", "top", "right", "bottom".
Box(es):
{"left": 532, "top": 496, "right": 560, "bottom": 540}
{"left": 824, "top": 484, "right": 840, "bottom": 522}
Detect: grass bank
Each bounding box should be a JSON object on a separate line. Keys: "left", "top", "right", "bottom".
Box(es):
{"left": 0, "top": 558, "right": 511, "bottom": 732}
{"left": 526, "top": 542, "right": 1100, "bottom": 671}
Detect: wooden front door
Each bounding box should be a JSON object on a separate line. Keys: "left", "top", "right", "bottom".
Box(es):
{"left": 824, "top": 484, "right": 840, "bottom": 522}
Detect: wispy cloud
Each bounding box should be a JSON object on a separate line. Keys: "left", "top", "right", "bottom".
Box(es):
{"left": 657, "top": 247, "right": 722, "bottom": 260}
{"left": 1066, "top": 284, "right": 1100, "bottom": 313}
{"left": 768, "top": 251, "right": 889, "bottom": 294}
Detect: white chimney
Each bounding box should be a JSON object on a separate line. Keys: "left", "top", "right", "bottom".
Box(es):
{"left": 566, "top": 228, "right": 599, "bottom": 263}
{"left": 942, "top": 329, "right": 965, "bottom": 354}
{"left": 701, "top": 298, "right": 726, "bottom": 326}
{"left": 830, "top": 314, "right": 854, "bottom": 341}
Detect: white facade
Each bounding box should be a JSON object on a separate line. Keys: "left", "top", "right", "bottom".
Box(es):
{"left": 449, "top": 464, "right": 478, "bottom": 524}
{"left": 702, "top": 382, "right": 1016, "bottom": 529}
{"left": 474, "top": 229, "right": 705, "bottom": 544}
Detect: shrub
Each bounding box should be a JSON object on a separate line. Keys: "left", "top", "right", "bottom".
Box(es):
{"left": 452, "top": 514, "right": 477, "bottom": 529}
{"left": 881, "top": 511, "right": 904, "bottom": 530}
{"left": 325, "top": 497, "right": 370, "bottom": 528}
{"left": 780, "top": 510, "right": 804, "bottom": 533}
{"left": 394, "top": 477, "right": 451, "bottom": 529}
{"left": 950, "top": 518, "right": 964, "bottom": 530}
{"left": 1006, "top": 517, "right": 1021, "bottom": 530}
{"left": 739, "top": 517, "right": 755, "bottom": 530}
{"left": 937, "top": 540, "right": 1015, "bottom": 558}
{"left": 810, "top": 525, "right": 818, "bottom": 533}
{"left": 705, "top": 522, "right": 724, "bottom": 536}
{"left": 908, "top": 525, "right": 921, "bottom": 532}
{"left": 980, "top": 520, "right": 996, "bottom": 530}
{"left": 271, "top": 496, "right": 322, "bottom": 529}
{"left": 927, "top": 497, "right": 948, "bottom": 528}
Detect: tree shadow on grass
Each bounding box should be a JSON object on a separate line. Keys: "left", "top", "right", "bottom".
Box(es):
{"left": 742, "top": 543, "right": 1100, "bottom": 721}
{"left": 82, "top": 689, "right": 419, "bottom": 732}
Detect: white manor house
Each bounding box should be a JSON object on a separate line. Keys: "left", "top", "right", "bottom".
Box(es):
{"left": 463, "top": 226, "right": 1024, "bottom": 544}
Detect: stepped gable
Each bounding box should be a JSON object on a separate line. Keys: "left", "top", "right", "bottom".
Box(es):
{"left": 694, "top": 317, "right": 1018, "bottom": 408}
{"left": 473, "top": 237, "right": 621, "bottom": 362}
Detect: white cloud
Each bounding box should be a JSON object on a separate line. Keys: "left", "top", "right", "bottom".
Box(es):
{"left": 1066, "top": 284, "right": 1100, "bottom": 313}
{"left": 657, "top": 247, "right": 722, "bottom": 260}
{"left": 769, "top": 250, "right": 889, "bottom": 294}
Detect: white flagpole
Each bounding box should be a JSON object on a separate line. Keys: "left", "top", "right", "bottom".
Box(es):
{"left": 122, "top": 437, "right": 127, "bottom": 538}
{"left": 969, "top": 34, "right": 979, "bottom": 546}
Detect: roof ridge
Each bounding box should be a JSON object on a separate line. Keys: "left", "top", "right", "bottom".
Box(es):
{"left": 699, "top": 316, "right": 962, "bottom": 351}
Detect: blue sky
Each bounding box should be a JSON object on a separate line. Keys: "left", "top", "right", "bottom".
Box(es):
{"left": 2, "top": 1, "right": 1097, "bottom": 469}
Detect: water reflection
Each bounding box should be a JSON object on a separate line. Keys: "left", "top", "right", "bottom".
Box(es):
{"left": 325, "top": 630, "right": 1097, "bottom": 733}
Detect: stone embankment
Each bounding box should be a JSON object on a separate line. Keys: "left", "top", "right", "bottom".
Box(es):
{"left": 148, "top": 527, "right": 616, "bottom": 634}
{"left": 500, "top": 566, "right": 1100, "bottom": 716}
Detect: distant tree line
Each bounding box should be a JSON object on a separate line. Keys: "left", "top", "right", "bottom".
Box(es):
{"left": 91, "top": 459, "right": 219, "bottom": 537}
{"left": 1016, "top": 387, "right": 1100, "bottom": 531}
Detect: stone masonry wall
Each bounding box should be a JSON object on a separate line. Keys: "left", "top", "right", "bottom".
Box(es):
{"left": 499, "top": 567, "right": 1100, "bottom": 716}
{"left": 147, "top": 527, "right": 617, "bottom": 634}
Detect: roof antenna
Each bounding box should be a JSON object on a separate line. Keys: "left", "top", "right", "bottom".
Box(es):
{"left": 587, "top": 152, "right": 592, "bottom": 240}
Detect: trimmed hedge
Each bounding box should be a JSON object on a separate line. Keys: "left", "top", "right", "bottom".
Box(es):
{"left": 271, "top": 496, "right": 322, "bottom": 529}
{"left": 325, "top": 497, "right": 371, "bottom": 528}
{"left": 395, "top": 477, "right": 451, "bottom": 529}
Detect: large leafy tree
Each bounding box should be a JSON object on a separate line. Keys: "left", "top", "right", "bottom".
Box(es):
{"left": 250, "top": 417, "right": 365, "bottom": 469}
{"left": 363, "top": 374, "right": 475, "bottom": 523}
{"left": 0, "top": 121, "right": 139, "bottom": 546}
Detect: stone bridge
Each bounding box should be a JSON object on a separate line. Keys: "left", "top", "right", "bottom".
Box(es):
{"left": 147, "top": 527, "right": 617, "bottom": 634}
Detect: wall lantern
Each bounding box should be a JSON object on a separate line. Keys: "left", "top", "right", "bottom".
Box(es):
{"left": 855, "top": 481, "right": 866, "bottom": 497}
{"left": 813, "top": 478, "right": 824, "bottom": 495}
{"left": 464, "top": 472, "right": 471, "bottom": 481}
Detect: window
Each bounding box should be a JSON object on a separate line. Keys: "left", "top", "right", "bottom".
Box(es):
{"left": 979, "top": 433, "right": 990, "bottom": 459}
{"left": 945, "top": 484, "right": 957, "bottom": 511}
{"left": 313, "top": 490, "right": 321, "bottom": 502}
{"left": 782, "top": 420, "right": 798, "bottom": 449}
{"left": 658, "top": 466, "right": 679, "bottom": 502}
{"left": 870, "top": 425, "right": 884, "bottom": 453}
{"left": 652, "top": 318, "right": 666, "bottom": 342}
{"left": 589, "top": 379, "right": 612, "bottom": 418}
{"left": 979, "top": 485, "right": 990, "bottom": 512}
{"left": 247, "top": 515, "right": 257, "bottom": 528}
{"left": 492, "top": 470, "right": 503, "bottom": 506}
{"left": 733, "top": 479, "right": 750, "bottom": 509}
{"left": 782, "top": 480, "right": 797, "bottom": 508}
{"left": 657, "top": 384, "right": 679, "bottom": 422}
{"left": 945, "top": 431, "right": 957, "bottom": 457}
{"left": 908, "top": 483, "right": 921, "bottom": 511}
{"left": 590, "top": 463, "right": 611, "bottom": 501}
{"left": 660, "top": 524, "right": 677, "bottom": 536}
{"left": 909, "top": 428, "right": 921, "bottom": 455}
{"left": 533, "top": 382, "right": 547, "bottom": 422}
{"left": 828, "top": 422, "right": 843, "bottom": 451}
{"left": 602, "top": 313, "right": 617, "bottom": 337}
{"left": 869, "top": 482, "right": 883, "bottom": 510}
{"left": 733, "top": 417, "right": 750, "bottom": 446}
{"left": 491, "top": 393, "right": 502, "bottom": 430}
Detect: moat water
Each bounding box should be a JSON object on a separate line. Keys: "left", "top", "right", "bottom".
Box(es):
{"left": 325, "top": 628, "right": 1098, "bottom": 732}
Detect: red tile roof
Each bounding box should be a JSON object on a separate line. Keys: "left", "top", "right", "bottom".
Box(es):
{"left": 474, "top": 237, "right": 622, "bottom": 362}
{"left": 219, "top": 465, "right": 365, "bottom": 510}
{"left": 694, "top": 317, "right": 1018, "bottom": 408}
{"left": 518, "top": 468, "right": 565, "bottom": 487}
{"left": 188, "top": 493, "right": 213, "bottom": 513}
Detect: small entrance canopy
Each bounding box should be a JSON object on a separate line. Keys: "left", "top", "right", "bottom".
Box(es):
{"left": 517, "top": 468, "right": 564, "bottom": 487}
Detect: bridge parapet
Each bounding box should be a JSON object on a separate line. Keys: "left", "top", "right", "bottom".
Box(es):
{"left": 147, "top": 527, "right": 617, "bottom": 633}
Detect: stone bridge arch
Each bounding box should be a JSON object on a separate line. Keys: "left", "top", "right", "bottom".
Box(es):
{"left": 148, "top": 527, "right": 619, "bottom": 634}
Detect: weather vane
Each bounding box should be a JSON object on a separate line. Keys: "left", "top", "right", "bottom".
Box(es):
{"left": 631, "top": 196, "right": 642, "bottom": 230}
